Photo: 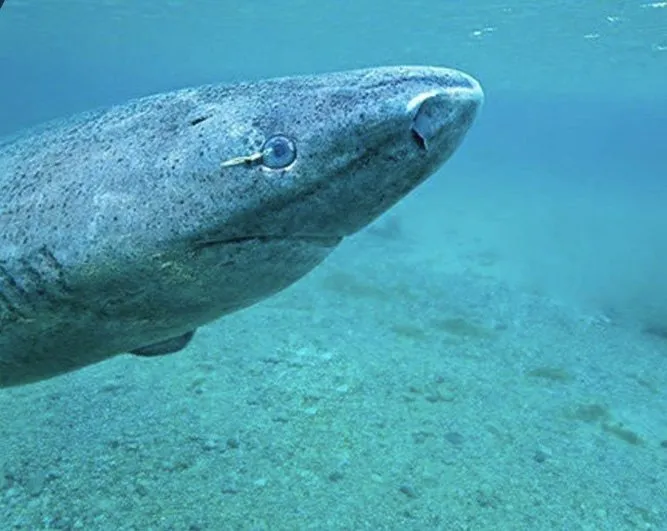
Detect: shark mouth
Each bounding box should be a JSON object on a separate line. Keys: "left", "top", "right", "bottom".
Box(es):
{"left": 195, "top": 234, "right": 343, "bottom": 248}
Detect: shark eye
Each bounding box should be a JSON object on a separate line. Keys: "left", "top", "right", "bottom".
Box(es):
{"left": 261, "top": 135, "right": 297, "bottom": 169}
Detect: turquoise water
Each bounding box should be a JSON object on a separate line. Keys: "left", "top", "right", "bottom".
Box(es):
{"left": 1, "top": 1, "right": 666, "bottom": 530}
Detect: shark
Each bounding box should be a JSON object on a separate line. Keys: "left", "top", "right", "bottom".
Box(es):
{"left": 0, "top": 65, "right": 483, "bottom": 387}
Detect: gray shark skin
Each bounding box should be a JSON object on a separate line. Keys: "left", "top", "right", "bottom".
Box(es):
{"left": 0, "top": 66, "right": 483, "bottom": 387}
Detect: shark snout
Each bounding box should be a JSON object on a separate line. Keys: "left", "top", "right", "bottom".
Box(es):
{"left": 408, "top": 74, "right": 484, "bottom": 153}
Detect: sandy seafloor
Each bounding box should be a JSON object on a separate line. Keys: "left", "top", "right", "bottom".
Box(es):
{"left": 1, "top": 175, "right": 666, "bottom": 531}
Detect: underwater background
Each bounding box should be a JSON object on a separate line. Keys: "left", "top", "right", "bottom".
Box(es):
{"left": 1, "top": 1, "right": 666, "bottom": 529}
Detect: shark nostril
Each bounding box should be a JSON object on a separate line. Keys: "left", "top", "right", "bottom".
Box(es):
{"left": 410, "top": 92, "right": 447, "bottom": 153}
{"left": 411, "top": 127, "right": 428, "bottom": 150}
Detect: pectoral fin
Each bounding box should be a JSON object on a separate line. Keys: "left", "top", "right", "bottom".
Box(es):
{"left": 130, "top": 330, "right": 196, "bottom": 357}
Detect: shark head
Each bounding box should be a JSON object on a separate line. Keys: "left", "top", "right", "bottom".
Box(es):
{"left": 137, "top": 65, "right": 485, "bottom": 319}
{"left": 191, "top": 66, "right": 484, "bottom": 246}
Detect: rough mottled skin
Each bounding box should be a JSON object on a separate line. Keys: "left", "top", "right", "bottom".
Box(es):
{"left": 0, "top": 66, "right": 483, "bottom": 387}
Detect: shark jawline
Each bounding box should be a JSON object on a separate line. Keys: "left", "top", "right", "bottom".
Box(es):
{"left": 195, "top": 234, "right": 343, "bottom": 248}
